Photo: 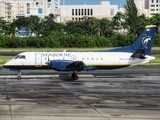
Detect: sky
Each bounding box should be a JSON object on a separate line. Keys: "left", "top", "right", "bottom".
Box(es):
{"left": 60, "top": 0, "right": 126, "bottom": 8}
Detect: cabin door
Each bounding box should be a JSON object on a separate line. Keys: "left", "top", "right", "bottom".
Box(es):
{"left": 35, "top": 53, "right": 42, "bottom": 67}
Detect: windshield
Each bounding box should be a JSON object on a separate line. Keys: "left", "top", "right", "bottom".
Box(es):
{"left": 14, "top": 55, "right": 20, "bottom": 59}
{"left": 14, "top": 55, "right": 26, "bottom": 59}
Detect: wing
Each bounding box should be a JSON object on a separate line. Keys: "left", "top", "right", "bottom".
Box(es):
{"left": 49, "top": 60, "right": 85, "bottom": 71}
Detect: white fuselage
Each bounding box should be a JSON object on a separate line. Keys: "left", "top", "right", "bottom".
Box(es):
{"left": 3, "top": 51, "right": 155, "bottom": 70}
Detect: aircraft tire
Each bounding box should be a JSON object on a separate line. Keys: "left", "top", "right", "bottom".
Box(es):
{"left": 71, "top": 73, "right": 79, "bottom": 80}
{"left": 17, "top": 76, "right": 21, "bottom": 80}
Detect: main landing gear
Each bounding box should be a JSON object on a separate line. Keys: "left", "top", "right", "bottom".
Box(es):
{"left": 17, "top": 71, "right": 21, "bottom": 80}
{"left": 71, "top": 71, "right": 79, "bottom": 80}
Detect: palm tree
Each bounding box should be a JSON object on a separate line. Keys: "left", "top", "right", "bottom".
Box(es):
{"left": 99, "top": 18, "right": 114, "bottom": 37}
{"left": 27, "top": 15, "right": 40, "bottom": 36}
{"left": 81, "top": 17, "right": 100, "bottom": 37}
{"left": 124, "top": 0, "right": 138, "bottom": 34}
{"left": 0, "top": 17, "right": 11, "bottom": 35}
{"left": 112, "top": 12, "right": 125, "bottom": 31}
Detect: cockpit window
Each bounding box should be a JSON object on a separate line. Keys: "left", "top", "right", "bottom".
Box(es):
{"left": 19, "top": 55, "right": 26, "bottom": 59}
{"left": 14, "top": 55, "right": 20, "bottom": 59}
{"left": 14, "top": 55, "right": 26, "bottom": 59}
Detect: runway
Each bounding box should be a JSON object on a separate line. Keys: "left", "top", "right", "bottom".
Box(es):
{"left": 0, "top": 66, "right": 160, "bottom": 120}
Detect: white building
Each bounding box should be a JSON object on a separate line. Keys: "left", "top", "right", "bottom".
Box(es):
{"left": 49, "top": 0, "right": 60, "bottom": 22}
{"left": 149, "top": 0, "right": 160, "bottom": 17}
{"left": 58, "top": 1, "right": 118, "bottom": 22}
{"left": 134, "top": 0, "right": 160, "bottom": 17}
{"left": 134, "top": 0, "right": 149, "bottom": 17}
{"left": 0, "top": 0, "right": 51, "bottom": 22}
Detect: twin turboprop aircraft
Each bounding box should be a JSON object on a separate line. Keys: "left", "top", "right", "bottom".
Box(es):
{"left": 3, "top": 25, "right": 157, "bottom": 80}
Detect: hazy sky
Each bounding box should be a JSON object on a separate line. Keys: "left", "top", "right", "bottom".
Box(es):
{"left": 61, "top": 0, "right": 126, "bottom": 8}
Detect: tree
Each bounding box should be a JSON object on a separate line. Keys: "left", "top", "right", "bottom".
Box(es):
{"left": 136, "top": 14, "right": 149, "bottom": 35}
{"left": 0, "top": 17, "right": 11, "bottom": 35}
{"left": 124, "top": 0, "right": 138, "bottom": 34}
{"left": 81, "top": 17, "right": 100, "bottom": 37}
{"left": 64, "top": 20, "right": 85, "bottom": 35}
{"left": 39, "top": 13, "right": 61, "bottom": 36}
{"left": 149, "top": 13, "right": 160, "bottom": 25}
{"left": 112, "top": 12, "right": 125, "bottom": 31}
{"left": 99, "top": 18, "right": 114, "bottom": 37}
{"left": 27, "top": 15, "right": 41, "bottom": 36}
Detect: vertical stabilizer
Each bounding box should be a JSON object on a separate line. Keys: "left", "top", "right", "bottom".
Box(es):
{"left": 131, "top": 25, "right": 157, "bottom": 55}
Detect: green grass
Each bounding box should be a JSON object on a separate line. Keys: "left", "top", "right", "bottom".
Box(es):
{"left": 0, "top": 47, "right": 113, "bottom": 52}
{"left": 0, "top": 56, "right": 14, "bottom": 66}
{"left": 144, "top": 54, "right": 160, "bottom": 65}
{"left": 0, "top": 47, "right": 159, "bottom": 52}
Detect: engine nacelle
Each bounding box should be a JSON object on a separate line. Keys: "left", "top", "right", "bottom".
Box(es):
{"left": 49, "top": 60, "right": 85, "bottom": 71}
{"left": 49, "top": 60, "right": 72, "bottom": 71}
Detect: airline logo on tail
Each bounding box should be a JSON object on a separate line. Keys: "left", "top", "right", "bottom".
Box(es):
{"left": 142, "top": 36, "right": 151, "bottom": 49}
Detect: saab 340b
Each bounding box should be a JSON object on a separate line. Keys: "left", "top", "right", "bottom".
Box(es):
{"left": 3, "top": 25, "right": 157, "bottom": 80}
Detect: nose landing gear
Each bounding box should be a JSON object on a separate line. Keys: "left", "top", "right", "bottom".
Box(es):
{"left": 17, "top": 71, "right": 21, "bottom": 80}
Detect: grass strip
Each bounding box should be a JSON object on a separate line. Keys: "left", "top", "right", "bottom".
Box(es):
{"left": 0, "top": 47, "right": 160, "bottom": 52}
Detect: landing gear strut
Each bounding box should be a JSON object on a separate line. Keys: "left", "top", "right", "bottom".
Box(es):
{"left": 71, "top": 71, "right": 79, "bottom": 80}
{"left": 17, "top": 71, "right": 21, "bottom": 80}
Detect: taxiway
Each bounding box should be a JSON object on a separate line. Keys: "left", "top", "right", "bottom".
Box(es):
{"left": 0, "top": 66, "right": 160, "bottom": 120}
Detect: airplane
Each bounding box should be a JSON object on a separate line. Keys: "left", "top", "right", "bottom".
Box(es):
{"left": 3, "top": 25, "right": 157, "bottom": 80}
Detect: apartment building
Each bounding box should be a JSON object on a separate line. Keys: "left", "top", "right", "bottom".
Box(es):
{"left": 0, "top": 1, "right": 13, "bottom": 22}
{"left": 134, "top": 0, "right": 160, "bottom": 17}
{"left": 149, "top": 0, "right": 160, "bottom": 17}
{"left": 58, "top": 1, "right": 118, "bottom": 22}
{"left": 134, "top": 0, "right": 149, "bottom": 17}
{"left": 0, "top": 0, "right": 51, "bottom": 22}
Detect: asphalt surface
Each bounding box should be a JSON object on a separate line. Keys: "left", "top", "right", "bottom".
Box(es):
{"left": 0, "top": 66, "right": 160, "bottom": 120}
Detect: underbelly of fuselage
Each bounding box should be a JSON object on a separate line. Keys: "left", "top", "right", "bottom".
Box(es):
{"left": 3, "top": 64, "right": 130, "bottom": 71}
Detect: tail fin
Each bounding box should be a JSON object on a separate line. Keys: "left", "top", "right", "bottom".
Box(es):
{"left": 105, "top": 25, "right": 157, "bottom": 56}
{"left": 131, "top": 25, "right": 157, "bottom": 55}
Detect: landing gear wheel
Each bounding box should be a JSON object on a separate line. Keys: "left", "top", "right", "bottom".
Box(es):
{"left": 71, "top": 73, "right": 79, "bottom": 80}
{"left": 17, "top": 76, "right": 21, "bottom": 80}
{"left": 17, "top": 71, "right": 21, "bottom": 80}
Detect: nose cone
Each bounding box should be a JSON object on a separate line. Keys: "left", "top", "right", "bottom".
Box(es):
{"left": 3, "top": 62, "right": 8, "bottom": 68}
{"left": 3, "top": 60, "right": 12, "bottom": 68}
